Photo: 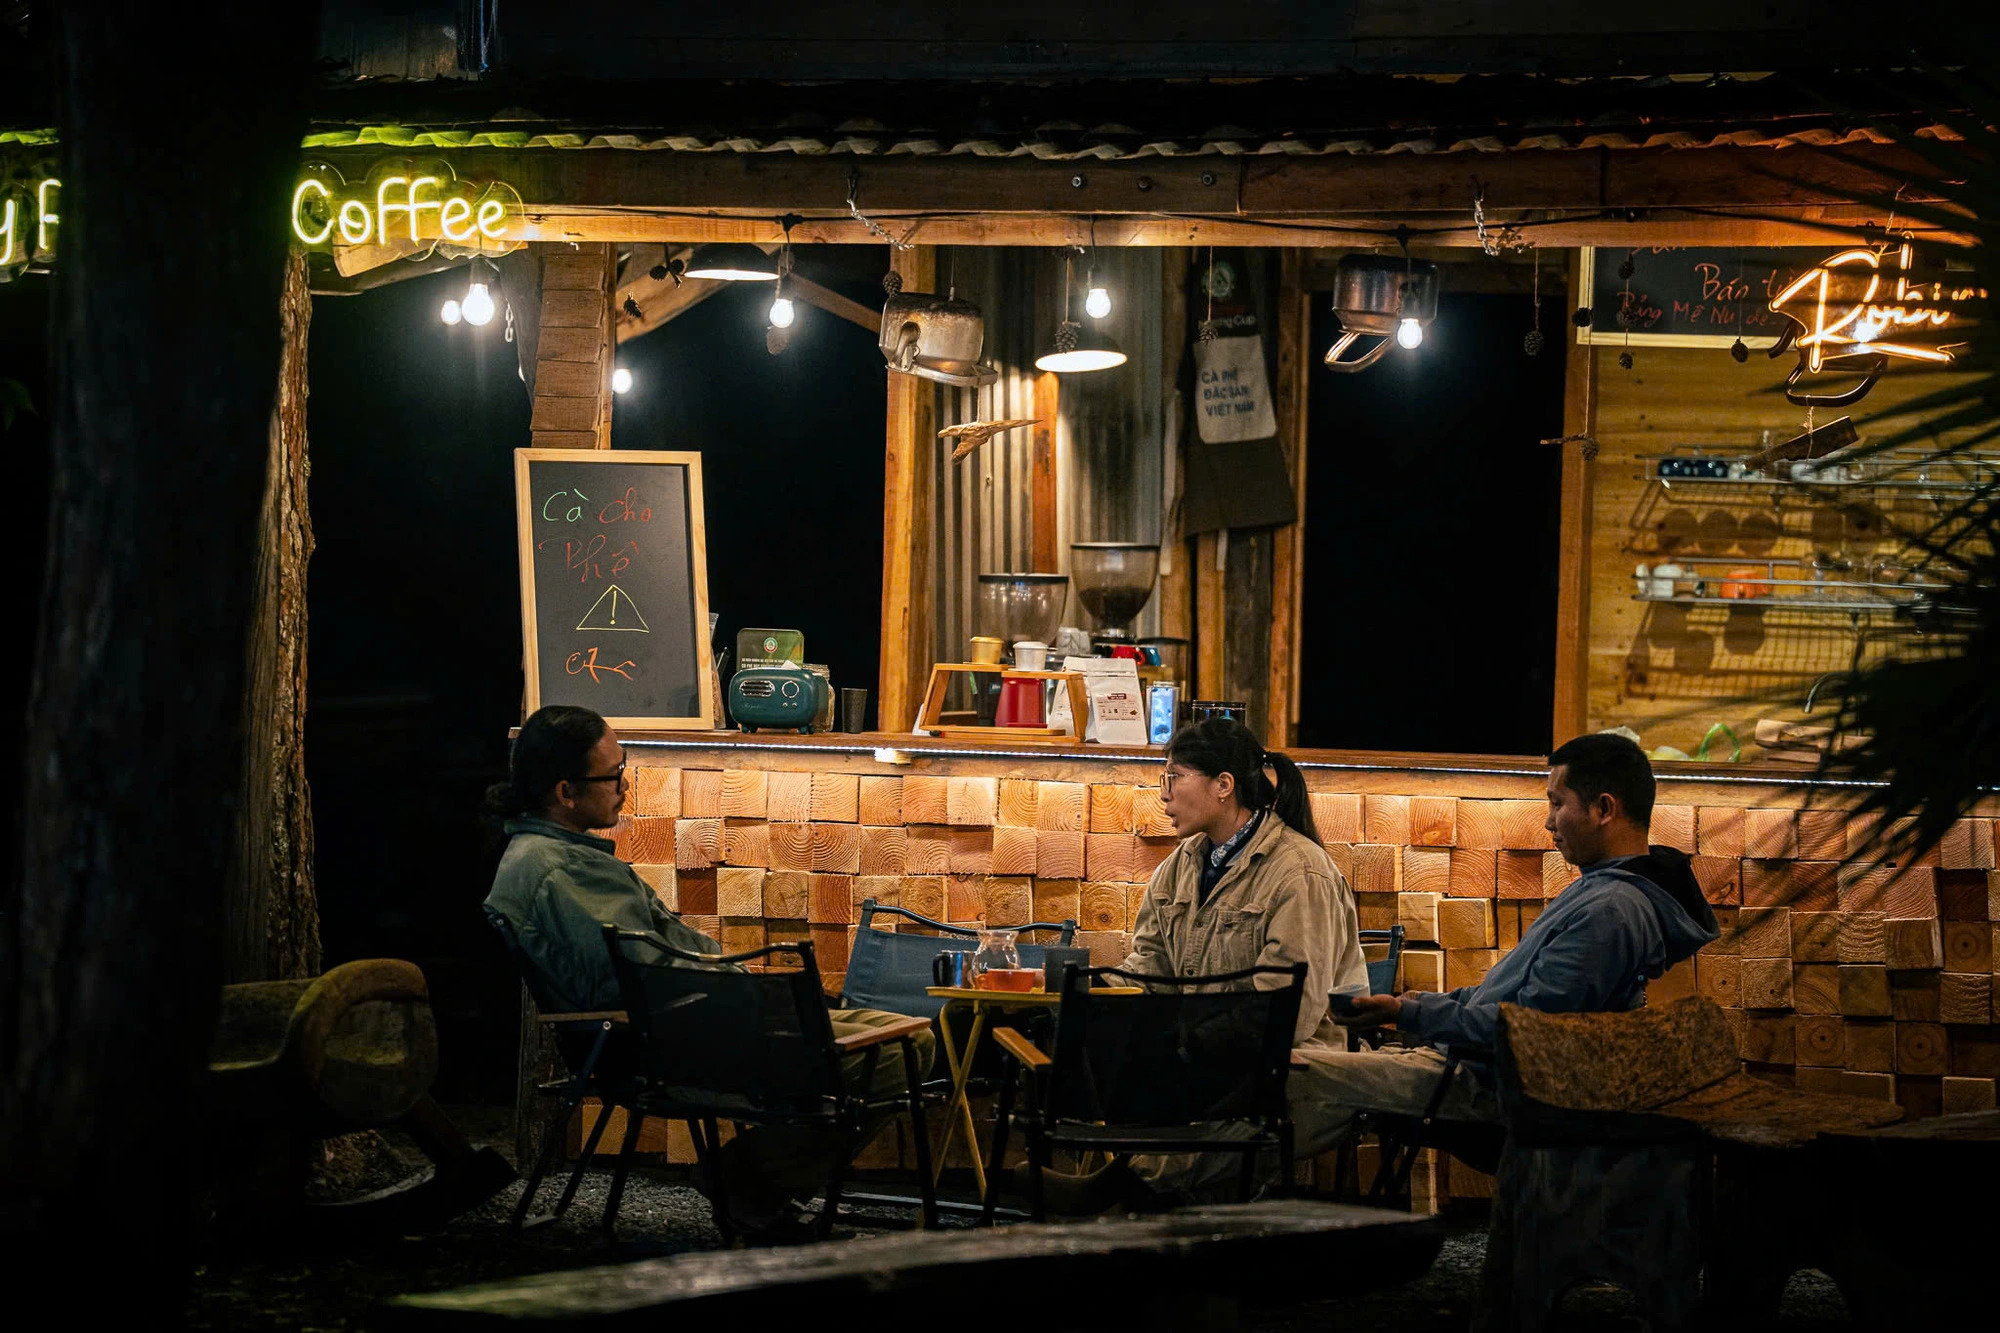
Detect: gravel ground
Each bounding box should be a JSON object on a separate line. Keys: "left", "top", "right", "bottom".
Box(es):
{"left": 185, "top": 1111, "right": 1859, "bottom": 1332}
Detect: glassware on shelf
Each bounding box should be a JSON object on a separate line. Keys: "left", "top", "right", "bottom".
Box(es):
{"left": 968, "top": 928, "right": 1042, "bottom": 991}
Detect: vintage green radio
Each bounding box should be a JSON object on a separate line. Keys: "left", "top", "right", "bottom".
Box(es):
{"left": 728, "top": 665, "right": 828, "bottom": 733}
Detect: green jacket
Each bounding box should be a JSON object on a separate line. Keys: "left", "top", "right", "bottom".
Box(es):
{"left": 484, "top": 817, "right": 723, "bottom": 1012}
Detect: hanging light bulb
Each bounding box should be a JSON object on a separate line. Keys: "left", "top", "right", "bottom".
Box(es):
{"left": 1396, "top": 317, "right": 1425, "bottom": 350}
{"left": 611, "top": 367, "right": 633, "bottom": 394}
{"left": 462, "top": 280, "right": 495, "bottom": 327}
{"left": 768, "top": 295, "right": 796, "bottom": 328}
{"left": 440, "top": 298, "right": 462, "bottom": 325}
{"left": 1084, "top": 285, "right": 1112, "bottom": 319}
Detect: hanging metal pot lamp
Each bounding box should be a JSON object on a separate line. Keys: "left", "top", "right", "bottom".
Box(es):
{"left": 1323, "top": 251, "right": 1441, "bottom": 372}
{"left": 683, "top": 242, "right": 781, "bottom": 281}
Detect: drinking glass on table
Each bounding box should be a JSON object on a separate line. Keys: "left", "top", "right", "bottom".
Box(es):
{"left": 969, "top": 928, "right": 1043, "bottom": 992}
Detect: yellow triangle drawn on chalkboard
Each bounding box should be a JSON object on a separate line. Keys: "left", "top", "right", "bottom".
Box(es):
{"left": 576, "top": 584, "right": 651, "bottom": 633}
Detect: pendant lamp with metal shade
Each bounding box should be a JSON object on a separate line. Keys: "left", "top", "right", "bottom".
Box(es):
{"left": 1035, "top": 249, "right": 1127, "bottom": 374}
{"left": 683, "top": 242, "right": 780, "bottom": 281}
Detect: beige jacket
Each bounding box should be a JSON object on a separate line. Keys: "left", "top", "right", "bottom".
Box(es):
{"left": 1120, "top": 813, "right": 1368, "bottom": 1050}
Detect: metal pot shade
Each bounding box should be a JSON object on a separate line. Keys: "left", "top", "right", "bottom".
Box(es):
{"left": 683, "top": 242, "right": 780, "bottom": 281}
{"left": 1324, "top": 253, "right": 1441, "bottom": 372}
{"left": 879, "top": 290, "right": 999, "bottom": 386}
{"left": 1035, "top": 323, "right": 1128, "bottom": 373}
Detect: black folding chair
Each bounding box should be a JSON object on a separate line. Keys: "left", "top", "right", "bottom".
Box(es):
{"left": 602, "top": 925, "right": 939, "bottom": 1240}
{"left": 1335, "top": 1040, "right": 1507, "bottom": 1203}
{"left": 840, "top": 900, "right": 1076, "bottom": 1025}
{"left": 488, "top": 914, "right": 643, "bottom": 1231}
{"left": 980, "top": 961, "right": 1307, "bottom": 1222}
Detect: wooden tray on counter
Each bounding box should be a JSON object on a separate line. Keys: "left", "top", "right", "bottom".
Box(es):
{"left": 915, "top": 663, "right": 1089, "bottom": 744}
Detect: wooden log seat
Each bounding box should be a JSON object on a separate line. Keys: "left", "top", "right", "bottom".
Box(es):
{"left": 1496, "top": 996, "right": 1902, "bottom": 1149}
{"left": 207, "top": 959, "right": 513, "bottom": 1233}
{"left": 1480, "top": 997, "right": 1901, "bottom": 1333}
{"left": 389, "top": 1200, "right": 1443, "bottom": 1328}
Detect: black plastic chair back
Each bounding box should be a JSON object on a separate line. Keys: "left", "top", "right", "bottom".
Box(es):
{"left": 602, "top": 926, "right": 844, "bottom": 1119}
{"left": 841, "top": 899, "right": 1077, "bottom": 1021}
{"left": 1045, "top": 962, "right": 1305, "bottom": 1127}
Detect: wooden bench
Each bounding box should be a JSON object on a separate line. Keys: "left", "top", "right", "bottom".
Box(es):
{"left": 388, "top": 1200, "right": 1443, "bottom": 1328}
{"left": 1484, "top": 996, "right": 1902, "bottom": 1332}
{"left": 207, "top": 958, "right": 514, "bottom": 1233}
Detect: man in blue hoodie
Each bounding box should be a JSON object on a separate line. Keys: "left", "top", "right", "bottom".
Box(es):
{"left": 1292, "top": 732, "right": 1721, "bottom": 1144}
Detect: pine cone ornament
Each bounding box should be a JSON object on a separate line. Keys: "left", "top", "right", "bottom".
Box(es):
{"left": 1523, "top": 329, "right": 1545, "bottom": 357}
{"left": 1055, "top": 320, "right": 1079, "bottom": 353}
{"left": 1730, "top": 338, "right": 1750, "bottom": 364}
{"left": 882, "top": 270, "right": 903, "bottom": 296}
{"left": 1196, "top": 319, "right": 1217, "bottom": 343}
{"left": 1618, "top": 350, "right": 1634, "bottom": 371}
{"left": 1617, "top": 256, "right": 1636, "bottom": 280}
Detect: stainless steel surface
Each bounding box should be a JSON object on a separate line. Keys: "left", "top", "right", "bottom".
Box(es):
{"left": 1330, "top": 253, "right": 1440, "bottom": 336}
{"left": 879, "top": 290, "right": 998, "bottom": 386}
{"left": 974, "top": 572, "right": 1069, "bottom": 648}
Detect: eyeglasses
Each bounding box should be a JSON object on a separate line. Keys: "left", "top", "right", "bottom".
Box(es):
{"left": 1159, "top": 768, "right": 1196, "bottom": 794}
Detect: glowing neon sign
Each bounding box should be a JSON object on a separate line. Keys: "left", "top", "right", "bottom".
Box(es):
{"left": 290, "top": 159, "right": 522, "bottom": 252}
{"left": 1, "top": 158, "right": 521, "bottom": 276}
{"left": 1768, "top": 242, "right": 1980, "bottom": 370}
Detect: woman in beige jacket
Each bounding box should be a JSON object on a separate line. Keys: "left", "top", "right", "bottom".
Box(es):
{"left": 1040, "top": 719, "right": 1368, "bottom": 1210}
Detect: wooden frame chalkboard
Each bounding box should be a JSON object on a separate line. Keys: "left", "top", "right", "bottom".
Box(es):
{"left": 514, "top": 449, "right": 715, "bottom": 730}
{"left": 1575, "top": 246, "right": 1818, "bottom": 350}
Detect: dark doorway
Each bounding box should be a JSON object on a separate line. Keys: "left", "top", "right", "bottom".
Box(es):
{"left": 611, "top": 271, "right": 887, "bottom": 714}
{"left": 1297, "top": 291, "right": 1566, "bottom": 756}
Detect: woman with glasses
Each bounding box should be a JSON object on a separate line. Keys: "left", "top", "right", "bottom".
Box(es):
{"left": 1038, "top": 717, "right": 1368, "bottom": 1211}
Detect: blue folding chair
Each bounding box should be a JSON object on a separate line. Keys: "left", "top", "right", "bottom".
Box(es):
{"left": 841, "top": 900, "right": 1076, "bottom": 1023}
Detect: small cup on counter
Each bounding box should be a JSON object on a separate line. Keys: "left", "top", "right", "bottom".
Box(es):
{"left": 1012, "top": 640, "right": 1049, "bottom": 670}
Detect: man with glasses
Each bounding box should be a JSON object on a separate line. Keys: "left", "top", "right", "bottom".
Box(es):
{"left": 483, "top": 706, "right": 722, "bottom": 1014}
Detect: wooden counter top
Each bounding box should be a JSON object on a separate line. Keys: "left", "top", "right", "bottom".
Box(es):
{"left": 595, "top": 729, "right": 1886, "bottom": 792}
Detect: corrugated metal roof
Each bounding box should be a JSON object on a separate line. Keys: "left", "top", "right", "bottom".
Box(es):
{"left": 297, "top": 71, "right": 1966, "bottom": 159}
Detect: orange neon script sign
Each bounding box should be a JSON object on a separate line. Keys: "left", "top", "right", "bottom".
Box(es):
{"left": 1767, "top": 242, "right": 1980, "bottom": 371}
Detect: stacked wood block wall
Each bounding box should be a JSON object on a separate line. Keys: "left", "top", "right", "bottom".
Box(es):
{"left": 530, "top": 242, "right": 616, "bottom": 449}
{"left": 598, "top": 752, "right": 2000, "bottom": 1177}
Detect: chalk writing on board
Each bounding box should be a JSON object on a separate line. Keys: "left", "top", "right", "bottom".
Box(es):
{"left": 577, "top": 585, "right": 650, "bottom": 633}
{"left": 565, "top": 646, "right": 638, "bottom": 683}
{"left": 517, "top": 448, "right": 709, "bottom": 726}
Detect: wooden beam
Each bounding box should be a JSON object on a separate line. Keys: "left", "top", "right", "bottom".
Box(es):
{"left": 1156, "top": 247, "right": 1192, "bottom": 646}
{"left": 1031, "top": 371, "right": 1059, "bottom": 572}
{"left": 788, "top": 274, "right": 880, "bottom": 332}
{"left": 308, "top": 142, "right": 1972, "bottom": 251}
{"left": 1551, "top": 250, "right": 1596, "bottom": 748}
{"left": 879, "top": 246, "right": 937, "bottom": 732}
{"left": 1266, "top": 249, "right": 1312, "bottom": 749}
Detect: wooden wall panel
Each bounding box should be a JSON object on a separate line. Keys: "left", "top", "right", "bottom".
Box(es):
{"left": 1583, "top": 345, "right": 1986, "bottom": 756}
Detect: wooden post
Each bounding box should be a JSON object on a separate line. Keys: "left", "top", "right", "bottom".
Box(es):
{"left": 1551, "top": 251, "right": 1596, "bottom": 746}
{"left": 1196, "top": 532, "right": 1226, "bottom": 699}
{"left": 530, "top": 242, "right": 617, "bottom": 450}
{"left": 225, "top": 251, "right": 320, "bottom": 983}
{"left": 1266, "top": 249, "right": 1311, "bottom": 748}
{"left": 1156, "top": 247, "right": 1193, "bottom": 643}
{"left": 1031, "top": 371, "right": 1060, "bottom": 571}
{"left": 879, "top": 246, "right": 938, "bottom": 731}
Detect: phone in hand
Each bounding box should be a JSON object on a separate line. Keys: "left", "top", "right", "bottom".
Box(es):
{"left": 1328, "top": 991, "right": 1364, "bottom": 1019}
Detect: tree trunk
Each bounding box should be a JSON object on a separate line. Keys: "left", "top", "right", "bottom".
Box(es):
{"left": 0, "top": 4, "right": 314, "bottom": 1310}
{"left": 225, "top": 252, "right": 320, "bottom": 983}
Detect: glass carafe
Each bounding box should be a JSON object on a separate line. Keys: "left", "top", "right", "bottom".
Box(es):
{"left": 970, "top": 928, "right": 1037, "bottom": 991}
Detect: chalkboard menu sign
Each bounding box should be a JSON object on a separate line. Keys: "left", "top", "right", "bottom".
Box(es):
{"left": 514, "top": 449, "right": 714, "bottom": 729}
{"left": 1578, "top": 247, "right": 1822, "bottom": 349}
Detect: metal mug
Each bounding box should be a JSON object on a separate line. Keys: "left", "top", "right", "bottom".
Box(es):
{"left": 931, "top": 950, "right": 971, "bottom": 987}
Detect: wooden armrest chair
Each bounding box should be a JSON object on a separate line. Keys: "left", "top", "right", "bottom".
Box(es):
{"left": 603, "top": 925, "right": 939, "bottom": 1240}
{"left": 981, "top": 961, "right": 1307, "bottom": 1223}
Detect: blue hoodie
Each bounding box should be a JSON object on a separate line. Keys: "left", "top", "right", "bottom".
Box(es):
{"left": 1399, "top": 845, "right": 1719, "bottom": 1057}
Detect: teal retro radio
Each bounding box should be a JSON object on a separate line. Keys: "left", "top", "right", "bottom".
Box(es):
{"left": 729, "top": 665, "right": 828, "bottom": 733}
